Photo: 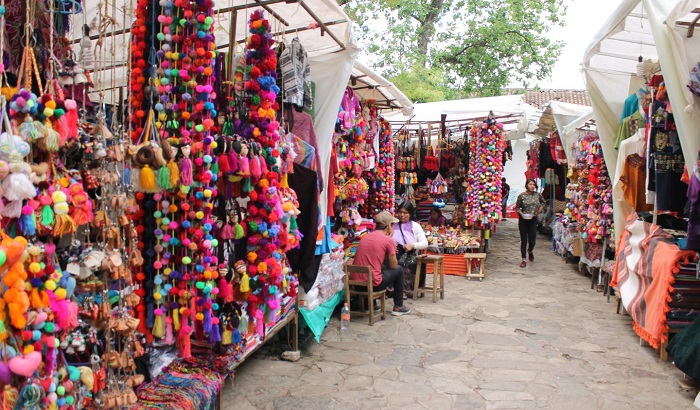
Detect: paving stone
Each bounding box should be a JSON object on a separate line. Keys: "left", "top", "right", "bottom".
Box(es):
{"left": 471, "top": 332, "right": 525, "bottom": 346}
{"left": 272, "top": 396, "right": 329, "bottom": 409}
{"left": 221, "top": 223, "right": 696, "bottom": 410}
{"left": 478, "top": 389, "right": 536, "bottom": 401}
{"left": 424, "top": 349, "right": 462, "bottom": 365}
{"left": 375, "top": 347, "right": 426, "bottom": 367}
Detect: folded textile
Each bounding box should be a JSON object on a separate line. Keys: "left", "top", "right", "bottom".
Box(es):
{"left": 612, "top": 212, "right": 697, "bottom": 348}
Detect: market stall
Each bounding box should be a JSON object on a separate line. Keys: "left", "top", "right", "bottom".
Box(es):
{"left": 0, "top": 0, "right": 378, "bottom": 407}
{"left": 585, "top": 0, "right": 700, "bottom": 392}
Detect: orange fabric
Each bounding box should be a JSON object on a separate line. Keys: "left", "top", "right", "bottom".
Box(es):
{"left": 637, "top": 241, "right": 695, "bottom": 348}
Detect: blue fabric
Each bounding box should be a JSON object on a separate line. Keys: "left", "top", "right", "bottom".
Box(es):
{"left": 315, "top": 217, "right": 335, "bottom": 255}
{"left": 621, "top": 93, "right": 639, "bottom": 122}
{"left": 299, "top": 289, "right": 344, "bottom": 343}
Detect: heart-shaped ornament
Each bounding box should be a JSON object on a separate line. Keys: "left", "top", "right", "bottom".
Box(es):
{"left": 8, "top": 351, "right": 41, "bottom": 377}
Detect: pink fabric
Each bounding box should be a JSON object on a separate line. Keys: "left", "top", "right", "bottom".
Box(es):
{"left": 352, "top": 231, "right": 396, "bottom": 286}
{"left": 290, "top": 110, "right": 323, "bottom": 189}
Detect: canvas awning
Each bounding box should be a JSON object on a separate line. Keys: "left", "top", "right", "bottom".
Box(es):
{"left": 350, "top": 61, "right": 414, "bottom": 116}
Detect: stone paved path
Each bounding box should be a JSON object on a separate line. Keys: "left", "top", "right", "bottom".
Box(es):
{"left": 222, "top": 221, "right": 698, "bottom": 409}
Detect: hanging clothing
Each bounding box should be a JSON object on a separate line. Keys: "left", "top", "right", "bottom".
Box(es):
{"left": 619, "top": 154, "right": 654, "bottom": 212}
{"left": 621, "top": 93, "right": 639, "bottom": 121}
{"left": 288, "top": 108, "right": 323, "bottom": 191}
{"left": 286, "top": 163, "right": 319, "bottom": 288}
{"left": 280, "top": 38, "right": 313, "bottom": 111}
{"left": 615, "top": 110, "right": 644, "bottom": 149}
{"left": 653, "top": 152, "right": 687, "bottom": 213}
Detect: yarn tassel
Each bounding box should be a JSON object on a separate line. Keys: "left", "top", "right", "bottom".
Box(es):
{"left": 218, "top": 278, "right": 232, "bottom": 301}
{"left": 180, "top": 157, "right": 193, "bottom": 186}
{"left": 232, "top": 328, "right": 242, "bottom": 344}
{"left": 260, "top": 154, "right": 269, "bottom": 175}
{"left": 209, "top": 323, "right": 221, "bottom": 343}
{"left": 52, "top": 214, "right": 77, "bottom": 237}
{"left": 157, "top": 165, "right": 172, "bottom": 189}
{"left": 218, "top": 153, "right": 230, "bottom": 173}
{"left": 238, "top": 154, "right": 249, "bottom": 176}
{"left": 3, "top": 174, "right": 36, "bottom": 201}
{"left": 177, "top": 319, "right": 192, "bottom": 358}
{"left": 64, "top": 100, "right": 79, "bottom": 137}
{"left": 234, "top": 223, "right": 245, "bottom": 240}
{"left": 238, "top": 313, "right": 248, "bottom": 335}
{"left": 240, "top": 273, "right": 250, "bottom": 293}
{"left": 228, "top": 151, "right": 239, "bottom": 173}
{"left": 164, "top": 316, "right": 174, "bottom": 344}
{"left": 137, "top": 306, "right": 148, "bottom": 334}
{"left": 221, "top": 327, "right": 232, "bottom": 345}
{"left": 172, "top": 306, "right": 180, "bottom": 331}
{"left": 250, "top": 156, "right": 261, "bottom": 182}
{"left": 35, "top": 204, "right": 50, "bottom": 229}
{"left": 210, "top": 161, "right": 219, "bottom": 176}
{"left": 30, "top": 288, "right": 49, "bottom": 309}
{"left": 165, "top": 161, "right": 179, "bottom": 188}
{"left": 19, "top": 212, "right": 36, "bottom": 236}
{"left": 242, "top": 178, "right": 252, "bottom": 193}
{"left": 0, "top": 320, "right": 7, "bottom": 343}
{"left": 203, "top": 309, "right": 211, "bottom": 333}
{"left": 53, "top": 116, "right": 70, "bottom": 145}
{"left": 140, "top": 165, "right": 157, "bottom": 191}
{"left": 280, "top": 173, "right": 289, "bottom": 189}
{"left": 151, "top": 314, "right": 165, "bottom": 338}
{"left": 19, "top": 119, "right": 45, "bottom": 141}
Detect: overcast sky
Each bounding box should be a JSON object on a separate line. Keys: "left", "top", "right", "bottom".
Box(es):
{"left": 532, "top": 0, "right": 625, "bottom": 90}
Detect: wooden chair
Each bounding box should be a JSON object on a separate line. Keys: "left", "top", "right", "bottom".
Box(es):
{"left": 344, "top": 265, "right": 386, "bottom": 325}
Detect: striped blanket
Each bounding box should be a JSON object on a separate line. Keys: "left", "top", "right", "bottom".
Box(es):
{"left": 612, "top": 212, "right": 697, "bottom": 348}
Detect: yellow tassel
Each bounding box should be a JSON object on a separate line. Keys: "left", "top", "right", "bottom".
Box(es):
{"left": 172, "top": 308, "right": 180, "bottom": 331}
{"left": 152, "top": 314, "right": 165, "bottom": 338}
{"left": 140, "top": 165, "right": 157, "bottom": 191}
{"left": 167, "top": 160, "right": 180, "bottom": 187}
{"left": 240, "top": 273, "right": 250, "bottom": 293}
{"left": 52, "top": 214, "right": 77, "bottom": 237}
{"left": 280, "top": 173, "right": 289, "bottom": 189}
{"left": 221, "top": 329, "right": 232, "bottom": 345}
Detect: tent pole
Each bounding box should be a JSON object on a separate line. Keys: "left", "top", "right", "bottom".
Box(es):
{"left": 298, "top": 0, "right": 346, "bottom": 51}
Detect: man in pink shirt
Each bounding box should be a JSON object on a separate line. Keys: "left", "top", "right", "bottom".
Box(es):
{"left": 351, "top": 212, "right": 411, "bottom": 316}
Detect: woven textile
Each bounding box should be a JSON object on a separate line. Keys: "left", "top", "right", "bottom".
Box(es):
{"left": 612, "top": 212, "right": 697, "bottom": 348}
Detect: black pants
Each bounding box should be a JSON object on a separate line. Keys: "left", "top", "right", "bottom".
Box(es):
{"left": 375, "top": 266, "right": 405, "bottom": 307}
{"left": 518, "top": 218, "right": 538, "bottom": 259}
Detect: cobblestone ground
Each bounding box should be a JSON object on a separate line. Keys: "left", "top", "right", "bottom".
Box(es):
{"left": 222, "top": 220, "right": 698, "bottom": 409}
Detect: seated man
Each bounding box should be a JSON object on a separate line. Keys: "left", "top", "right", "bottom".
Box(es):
{"left": 351, "top": 211, "right": 411, "bottom": 316}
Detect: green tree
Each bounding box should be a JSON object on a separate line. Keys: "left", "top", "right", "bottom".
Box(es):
{"left": 340, "top": 0, "right": 566, "bottom": 101}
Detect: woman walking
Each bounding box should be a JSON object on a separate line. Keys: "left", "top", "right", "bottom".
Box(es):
{"left": 515, "top": 179, "right": 546, "bottom": 268}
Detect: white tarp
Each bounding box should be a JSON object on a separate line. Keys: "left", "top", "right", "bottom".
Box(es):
{"left": 549, "top": 101, "right": 594, "bottom": 162}
{"left": 351, "top": 61, "right": 414, "bottom": 116}
{"left": 583, "top": 0, "right": 700, "bottom": 243}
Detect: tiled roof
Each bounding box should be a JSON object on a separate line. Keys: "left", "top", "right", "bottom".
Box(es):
{"left": 504, "top": 89, "right": 591, "bottom": 109}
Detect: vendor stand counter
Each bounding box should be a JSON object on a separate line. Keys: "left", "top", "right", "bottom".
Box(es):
{"left": 423, "top": 227, "right": 484, "bottom": 276}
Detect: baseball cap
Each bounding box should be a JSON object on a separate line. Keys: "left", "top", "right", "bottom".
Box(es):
{"left": 374, "top": 211, "right": 399, "bottom": 227}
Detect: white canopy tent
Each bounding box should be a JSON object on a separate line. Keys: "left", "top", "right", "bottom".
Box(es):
{"left": 583, "top": 0, "right": 700, "bottom": 242}
{"left": 384, "top": 94, "right": 536, "bottom": 141}
{"left": 74, "top": 0, "right": 360, "bottom": 223}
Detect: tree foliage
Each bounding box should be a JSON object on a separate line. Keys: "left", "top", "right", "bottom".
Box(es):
{"left": 340, "top": 0, "right": 567, "bottom": 101}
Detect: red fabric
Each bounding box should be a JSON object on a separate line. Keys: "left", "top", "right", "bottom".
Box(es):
{"left": 351, "top": 230, "right": 396, "bottom": 286}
